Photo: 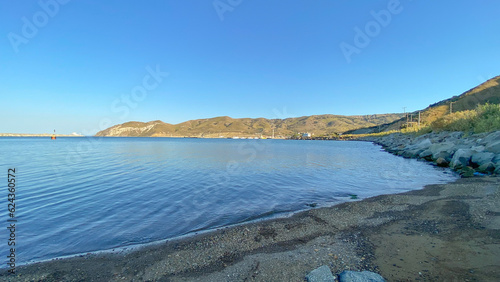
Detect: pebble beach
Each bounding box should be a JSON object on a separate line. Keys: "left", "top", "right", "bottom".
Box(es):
{"left": 1, "top": 175, "right": 498, "bottom": 281}
{"left": 2, "top": 132, "right": 500, "bottom": 281}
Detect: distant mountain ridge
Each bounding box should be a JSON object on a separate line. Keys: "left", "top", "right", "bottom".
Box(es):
{"left": 95, "top": 114, "right": 404, "bottom": 138}
{"left": 97, "top": 76, "right": 500, "bottom": 138}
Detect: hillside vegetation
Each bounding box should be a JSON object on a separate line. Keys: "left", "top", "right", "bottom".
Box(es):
{"left": 425, "top": 103, "right": 500, "bottom": 134}
{"left": 95, "top": 114, "right": 403, "bottom": 138}
{"left": 97, "top": 75, "right": 500, "bottom": 138}
{"left": 347, "top": 75, "right": 500, "bottom": 134}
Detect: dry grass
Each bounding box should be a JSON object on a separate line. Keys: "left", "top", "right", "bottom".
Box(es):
{"left": 346, "top": 130, "right": 400, "bottom": 138}
{"left": 429, "top": 103, "right": 500, "bottom": 133}
{"left": 350, "top": 103, "right": 500, "bottom": 138}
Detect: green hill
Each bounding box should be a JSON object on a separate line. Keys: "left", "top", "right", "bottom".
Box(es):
{"left": 95, "top": 114, "right": 403, "bottom": 138}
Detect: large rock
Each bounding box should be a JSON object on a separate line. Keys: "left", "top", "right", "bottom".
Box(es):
{"left": 433, "top": 151, "right": 453, "bottom": 162}
{"left": 430, "top": 142, "right": 455, "bottom": 161}
{"left": 414, "top": 138, "right": 432, "bottom": 150}
{"left": 306, "top": 265, "right": 335, "bottom": 282}
{"left": 494, "top": 154, "right": 500, "bottom": 164}
{"left": 401, "top": 150, "right": 418, "bottom": 158}
{"left": 485, "top": 140, "right": 500, "bottom": 154}
{"left": 471, "top": 152, "right": 495, "bottom": 167}
{"left": 450, "top": 149, "right": 475, "bottom": 169}
{"left": 448, "top": 131, "right": 464, "bottom": 139}
{"left": 471, "top": 145, "right": 485, "bottom": 152}
{"left": 419, "top": 149, "right": 433, "bottom": 160}
{"left": 339, "top": 271, "right": 386, "bottom": 282}
{"left": 477, "top": 162, "right": 496, "bottom": 173}
{"left": 459, "top": 166, "right": 475, "bottom": 178}
{"left": 403, "top": 138, "right": 433, "bottom": 158}
{"left": 482, "top": 130, "right": 500, "bottom": 145}
{"left": 436, "top": 157, "right": 449, "bottom": 167}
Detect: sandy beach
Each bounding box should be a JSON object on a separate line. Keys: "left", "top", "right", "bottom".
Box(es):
{"left": 1, "top": 175, "right": 498, "bottom": 281}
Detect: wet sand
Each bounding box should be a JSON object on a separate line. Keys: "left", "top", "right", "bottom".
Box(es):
{"left": 2, "top": 176, "right": 499, "bottom": 281}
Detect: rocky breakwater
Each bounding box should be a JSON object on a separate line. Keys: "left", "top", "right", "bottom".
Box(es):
{"left": 362, "top": 130, "right": 500, "bottom": 177}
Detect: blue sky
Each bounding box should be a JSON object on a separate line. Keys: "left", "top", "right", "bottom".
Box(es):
{"left": 1, "top": 0, "right": 499, "bottom": 135}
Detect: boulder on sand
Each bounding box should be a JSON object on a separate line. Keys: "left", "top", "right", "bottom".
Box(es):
{"left": 339, "top": 270, "right": 386, "bottom": 282}
{"left": 306, "top": 265, "right": 335, "bottom": 282}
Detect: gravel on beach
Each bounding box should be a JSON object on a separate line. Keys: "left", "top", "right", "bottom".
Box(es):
{"left": 2, "top": 176, "right": 499, "bottom": 281}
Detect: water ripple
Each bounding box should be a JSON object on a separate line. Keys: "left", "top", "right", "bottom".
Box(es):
{"left": 0, "top": 137, "right": 457, "bottom": 264}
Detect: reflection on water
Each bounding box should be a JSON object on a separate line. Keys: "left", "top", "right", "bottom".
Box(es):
{"left": 0, "top": 137, "right": 457, "bottom": 264}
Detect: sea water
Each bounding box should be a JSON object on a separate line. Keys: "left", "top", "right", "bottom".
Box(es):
{"left": 0, "top": 137, "right": 457, "bottom": 264}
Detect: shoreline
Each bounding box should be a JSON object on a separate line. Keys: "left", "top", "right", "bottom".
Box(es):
{"left": 1, "top": 136, "right": 457, "bottom": 274}
{"left": 360, "top": 130, "right": 500, "bottom": 176}
{"left": 0, "top": 134, "right": 83, "bottom": 137}
{"left": 9, "top": 206, "right": 310, "bottom": 270}
{"left": 2, "top": 175, "right": 498, "bottom": 281}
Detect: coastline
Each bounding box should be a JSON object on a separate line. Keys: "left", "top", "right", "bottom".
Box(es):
{"left": 2, "top": 175, "right": 499, "bottom": 281}
{"left": 0, "top": 134, "right": 83, "bottom": 137}
{"left": 360, "top": 130, "right": 500, "bottom": 176}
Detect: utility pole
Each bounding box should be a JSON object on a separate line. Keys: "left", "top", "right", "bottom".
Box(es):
{"left": 403, "top": 107, "right": 407, "bottom": 129}
{"left": 450, "top": 101, "right": 455, "bottom": 114}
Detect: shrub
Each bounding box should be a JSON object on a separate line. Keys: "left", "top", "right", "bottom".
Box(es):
{"left": 351, "top": 104, "right": 500, "bottom": 138}
{"left": 430, "top": 110, "right": 478, "bottom": 132}
{"left": 428, "top": 103, "right": 500, "bottom": 133}
{"left": 474, "top": 103, "right": 500, "bottom": 133}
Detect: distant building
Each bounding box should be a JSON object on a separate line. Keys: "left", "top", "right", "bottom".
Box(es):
{"left": 302, "top": 132, "right": 312, "bottom": 138}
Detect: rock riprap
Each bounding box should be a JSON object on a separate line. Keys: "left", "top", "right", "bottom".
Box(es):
{"left": 362, "top": 130, "right": 500, "bottom": 176}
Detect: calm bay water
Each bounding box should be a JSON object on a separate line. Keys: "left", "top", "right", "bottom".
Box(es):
{"left": 0, "top": 137, "right": 457, "bottom": 264}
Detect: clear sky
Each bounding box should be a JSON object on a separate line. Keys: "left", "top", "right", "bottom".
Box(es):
{"left": 1, "top": 0, "right": 499, "bottom": 135}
